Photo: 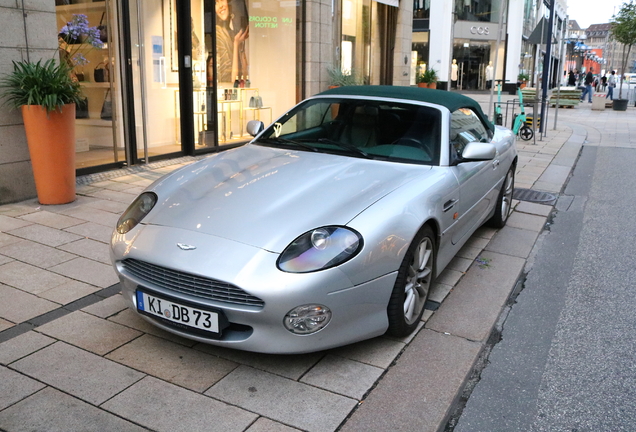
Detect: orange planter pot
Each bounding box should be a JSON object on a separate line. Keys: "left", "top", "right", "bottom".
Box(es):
{"left": 417, "top": 83, "right": 427, "bottom": 88}
{"left": 21, "top": 104, "right": 76, "bottom": 205}
{"left": 428, "top": 82, "right": 437, "bottom": 89}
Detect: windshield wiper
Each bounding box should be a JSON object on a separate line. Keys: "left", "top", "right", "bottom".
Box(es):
{"left": 315, "top": 138, "right": 372, "bottom": 159}
{"left": 256, "top": 137, "right": 318, "bottom": 152}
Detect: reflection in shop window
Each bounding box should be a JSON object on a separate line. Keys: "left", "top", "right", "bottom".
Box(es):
{"left": 454, "top": 0, "right": 503, "bottom": 23}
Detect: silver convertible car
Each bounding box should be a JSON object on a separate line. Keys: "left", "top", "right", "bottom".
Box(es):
{"left": 110, "top": 86, "right": 517, "bottom": 354}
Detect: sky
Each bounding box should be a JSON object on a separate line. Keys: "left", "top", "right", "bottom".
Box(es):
{"left": 567, "top": 0, "right": 627, "bottom": 28}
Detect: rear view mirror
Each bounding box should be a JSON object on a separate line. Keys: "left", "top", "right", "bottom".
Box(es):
{"left": 247, "top": 120, "right": 264, "bottom": 137}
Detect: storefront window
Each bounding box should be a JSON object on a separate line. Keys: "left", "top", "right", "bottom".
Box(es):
{"left": 413, "top": 0, "right": 430, "bottom": 19}
{"left": 452, "top": 40, "right": 493, "bottom": 90}
{"left": 206, "top": 0, "right": 298, "bottom": 145}
{"left": 454, "top": 0, "right": 503, "bottom": 23}
{"left": 411, "top": 31, "right": 429, "bottom": 85}
{"left": 56, "top": 1, "right": 122, "bottom": 169}
{"left": 342, "top": 0, "right": 372, "bottom": 82}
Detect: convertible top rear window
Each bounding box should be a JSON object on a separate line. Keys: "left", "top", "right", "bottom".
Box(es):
{"left": 255, "top": 98, "right": 442, "bottom": 165}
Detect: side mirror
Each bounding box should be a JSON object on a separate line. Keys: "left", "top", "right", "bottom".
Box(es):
{"left": 460, "top": 142, "right": 496, "bottom": 162}
{"left": 246, "top": 120, "right": 264, "bottom": 137}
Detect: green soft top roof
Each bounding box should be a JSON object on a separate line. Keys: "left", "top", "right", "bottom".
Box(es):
{"left": 317, "top": 85, "right": 494, "bottom": 132}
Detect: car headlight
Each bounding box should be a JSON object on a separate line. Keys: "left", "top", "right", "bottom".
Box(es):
{"left": 116, "top": 192, "right": 157, "bottom": 234}
{"left": 277, "top": 226, "right": 363, "bottom": 273}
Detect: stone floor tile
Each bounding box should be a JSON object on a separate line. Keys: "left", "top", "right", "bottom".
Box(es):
{"left": 195, "top": 343, "right": 324, "bottom": 380}
{"left": 339, "top": 331, "right": 481, "bottom": 432}
{"left": 108, "top": 308, "right": 197, "bottom": 346}
{"left": 37, "top": 280, "right": 101, "bottom": 305}
{"left": 0, "top": 215, "right": 32, "bottom": 232}
{"left": 246, "top": 418, "right": 301, "bottom": 432}
{"left": 506, "top": 211, "right": 548, "bottom": 232}
{"left": 0, "top": 254, "right": 12, "bottom": 265}
{"left": 58, "top": 238, "right": 111, "bottom": 264}
{"left": 436, "top": 268, "right": 463, "bottom": 287}
{"left": 0, "top": 365, "right": 46, "bottom": 410}
{"left": 463, "top": 236, "right": 490, "bottom": 250}
{"left": 514, "top": 201, "right": 553, "bottom": 217}
{"left": 0, "top": 387, "right": 147, "bottom": 432}
{"left": 446, "top": 256, "right": 473, "bottom": 273}
{"left": 49, "top": 257, "right": 119, "bottom": 288}
{"left": 86, "top": 189, "right": 137, "bottom": 205}
{"left": 422, "top": 309, "right": 434, "bottom": 322}
{"left": 103, "top": 376, "right": 257, "bottom": 432}
{"left": 206, "top": 366, "right": 357, "bottom": 432}
{"left": 0, "top": 331, "right": 55, "bottom": 365}
{"left": 56, "top": 206, "right": 120, "bottom": 227}
{"left": 456, "top": 244, "right": 481, "bottom": 260}
{"left": 0, "top": 261, "right": 70, "bottom": 294}
{"left": 18, "top": 210, "right": 85, "bottom": 229}
{"left": 63, "top": 221, "right": 113, "bottom": 243}
{"left": 0, "top": 317, "right": 14, "bottom": 332}
{"left": 485, "top": 226, "right": 539, "bottom": 258}
{"left": 36, "top": 311, "right": 141, "bottom": 355}
{"left": 328, "top": 337, "right": 405, "bottom": 369}
{"left": 7, "top": 224, "right": 82, "bottom": 247}
{"left": 300, "top": 355, "right": 383, "bottom": 400}
{"left": 83, "top": 294, "right": 127, "bottom": 318}
{"left": 0, "top": 284, "right": 60, "bottom": 323}
{"left": 85, "top": 199, "right": 129, "bottom": 214}
{"left": 106, "top": 334, "right": 237, "bottom": 392}
{"left": 0, "top": 233, "right": 23, "bottom": 248}
{"left": 429, "top": 282, "right": 453, "bottom": 303}
{"left": 0, "top": 239, "right": 76, "bottom": 268}
{"left": 12, "top": 341, "right": 144, "bottom": 405}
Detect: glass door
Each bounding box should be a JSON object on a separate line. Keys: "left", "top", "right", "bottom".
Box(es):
{"left": 128, "top": 0, "right": 183, "bottom": 162}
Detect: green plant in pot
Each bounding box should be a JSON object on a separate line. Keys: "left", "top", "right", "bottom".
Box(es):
{"left": 0, "top": 14, "right": 103, "bottom": 205}
{"left": 610, "top": 1, "right": 636, "bottom": 111}
{"left": 327, "top": 65, "right": 363, "bottom": 87}
{"left": 417, "top": 68, "right": 437, "bottom": 88}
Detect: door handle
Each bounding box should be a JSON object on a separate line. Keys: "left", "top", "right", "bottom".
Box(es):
{"left": 492, "top": 159, "right": 500, "bottom": 168}
{"left": 443, "top": 199, "right": 458, "bottom": 212}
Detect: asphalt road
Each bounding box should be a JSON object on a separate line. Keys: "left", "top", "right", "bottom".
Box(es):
{"left": 452, "top": 145, "right": 636, "bottom": 432}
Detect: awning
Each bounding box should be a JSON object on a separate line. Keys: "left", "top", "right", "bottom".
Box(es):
{"left": 528, "top": 17, "right": 552, "bottom": 44}
{"left": 375, "top": 0, "right": 399, "bottom": 7}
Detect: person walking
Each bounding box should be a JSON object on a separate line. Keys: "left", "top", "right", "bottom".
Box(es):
{"left": 606, "top": 70, "right": 616, "bottom": 100}
{"left": 580, "top": 68, "right": 594, "bottom": 103}
{"left": 568, "top": 69, "right": 576, "bottom": 86}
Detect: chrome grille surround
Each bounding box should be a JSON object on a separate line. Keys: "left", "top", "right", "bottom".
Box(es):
{"left": 121, "top": 258, "right": 264, "bottom": 308}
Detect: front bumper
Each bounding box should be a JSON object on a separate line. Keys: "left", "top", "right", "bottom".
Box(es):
{"left": 112, "top": 225, "right": 396, "bottom": 354}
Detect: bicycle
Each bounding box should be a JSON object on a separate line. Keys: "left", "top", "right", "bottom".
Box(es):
{"left": 512, "top": 83, "right": 533, "bottom": 141}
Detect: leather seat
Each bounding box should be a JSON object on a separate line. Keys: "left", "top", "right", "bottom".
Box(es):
{"left": 339, "top": 106, "right": 379, "bottom": 147}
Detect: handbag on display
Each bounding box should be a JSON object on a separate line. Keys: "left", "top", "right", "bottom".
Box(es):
{"left": 253, "top": 91, "right": 263, "bottom": 109}
{"left": 76, "top": 97, "right": 89, "bottom": 119}
{"left": 97, "top": 12, "right": 108, "bottom": 43}
{"left": 94, "top": 62, "right": 108, "bottom": 82}
{"left": 100, "top": 89, "right": 113, "bottom": 120}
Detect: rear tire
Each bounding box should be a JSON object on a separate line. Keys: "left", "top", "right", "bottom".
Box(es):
{"left": 487, "top": 166, "right": 515, "bottom": 228}
{"left": 386, "top": 225, "right": 436, "bottom": 337}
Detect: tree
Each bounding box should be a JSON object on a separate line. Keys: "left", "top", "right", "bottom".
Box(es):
{"left": 610, "top": 0, "right": 636, "bottom": 99}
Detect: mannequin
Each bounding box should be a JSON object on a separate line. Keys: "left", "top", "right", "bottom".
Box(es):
{"left": 451, "top": 59, "right": 458, "bottom": 89}
{"left": 485, "top": 61, "right": 493, "bottom": 89}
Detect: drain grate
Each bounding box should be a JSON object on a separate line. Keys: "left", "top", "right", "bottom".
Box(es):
{"left": 513, "top": 188, "right": 557, "bottom": 204}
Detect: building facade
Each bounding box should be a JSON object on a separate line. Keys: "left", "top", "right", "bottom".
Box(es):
{"left": 0, "top": 0, "right": 413, "bottom": 204}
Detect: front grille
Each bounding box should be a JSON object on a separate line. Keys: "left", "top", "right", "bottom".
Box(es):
{"left": 122, "top": 259, "right": 264, "bottom": 308}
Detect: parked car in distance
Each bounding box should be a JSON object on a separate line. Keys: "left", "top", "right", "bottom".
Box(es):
{"left": 110, "top": 86, "right": 517, "bottom": 354}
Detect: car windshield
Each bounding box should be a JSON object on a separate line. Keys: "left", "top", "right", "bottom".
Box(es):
{"left": 253, "top": 98, "right": 442, "bottom": 165}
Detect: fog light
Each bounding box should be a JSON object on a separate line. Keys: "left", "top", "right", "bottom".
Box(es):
{"left": 284, "top": 304, "right": 332, "bottom": 335}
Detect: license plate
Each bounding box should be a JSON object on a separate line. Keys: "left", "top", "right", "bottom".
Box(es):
{"left": 136, "top": 290, "right": 220, "bottom": 334}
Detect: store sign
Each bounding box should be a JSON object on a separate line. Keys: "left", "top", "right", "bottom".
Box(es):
{"left": 454, "top": 21, "right": 499, "bottom": 41}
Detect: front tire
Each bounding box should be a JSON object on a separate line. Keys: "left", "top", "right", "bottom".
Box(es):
{"left": 386, "top": 225, "right": 436, "bottom": 337}
{"left": 487, "top": 166, "right": 515, "bottom": 228}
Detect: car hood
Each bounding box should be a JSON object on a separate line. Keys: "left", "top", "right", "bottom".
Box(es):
{"left": 144, "top": 144, "right": 432, "bottom": 252}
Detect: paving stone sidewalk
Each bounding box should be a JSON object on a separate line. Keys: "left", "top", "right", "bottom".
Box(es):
{"left": 0, "top": 97, "right": 625, "bottom": 432}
